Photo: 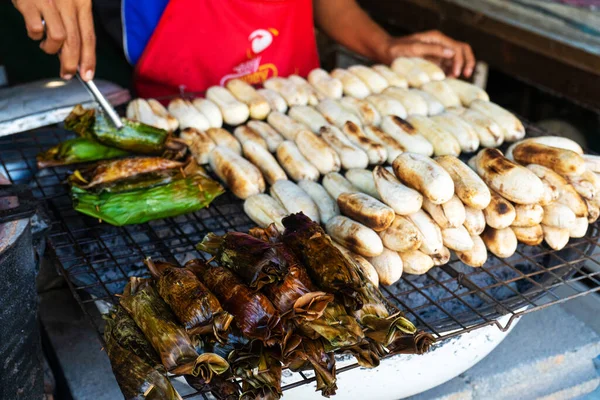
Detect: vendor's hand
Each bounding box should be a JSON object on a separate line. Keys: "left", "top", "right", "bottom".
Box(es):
{"left": 386, "top": 30, "right": 475, "bottom": 78}
{"left": 12, "top": 0, "right": 96, "bottom": 81}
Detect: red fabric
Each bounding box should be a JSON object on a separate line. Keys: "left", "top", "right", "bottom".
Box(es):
{"left": 134, "top": 0, "right": 320, "bottom": 98}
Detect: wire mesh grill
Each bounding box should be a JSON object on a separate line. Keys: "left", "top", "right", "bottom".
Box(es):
{"left": 1, "top": 123, "right": 600, "bottom": 397}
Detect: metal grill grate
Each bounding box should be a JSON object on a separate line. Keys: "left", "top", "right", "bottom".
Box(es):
{"left": 2, "top": 123, "right": 600, "bottom": 397}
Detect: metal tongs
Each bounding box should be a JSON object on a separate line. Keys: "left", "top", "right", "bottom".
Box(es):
{"left": 76, "top": 72, "right": 124, "bottom": 130}
{"left": 40, "top": 19, "right": 124, "bottom": 130}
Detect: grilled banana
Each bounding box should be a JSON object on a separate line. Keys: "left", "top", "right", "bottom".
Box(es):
{"left": 378, "top": 214, "right": 423, "bottom": 252}
{"left": 371, "top": 64, "right": 408, "bottom": 88}
{"left": 340, "top": 97, "right": 382, "bottom": 126}
{"left": 435, "top": 155, "right": 491, "bottom": 210}
{"left": 307, "top": 68, "right": 343, "bottom": 99}
{"left": 421, "top": 81, "right": 461, "bottom": 108}
{"left": 348, "top": 65, "right": 389, "bottom": 94}
{"left": 297, "top": 180, "right": 340, "bottom": 224}
{"left": 288, "top": 105, "right": 329, "bottom": 134}
{"left": 431, "top": 113, "right": 479, "bottom": 153}
{"left": 294, "top": 130, "right": 341, "bottom": 175}
{"left": 276, "top": 141, "right": 320, "bottom": 182}
{"left": 407, "top": 209, "right": 444, "bottom": 255}
{"left": 270, "top": 180, "right": 320, "bottom": 223}
{"left": 191, "top": 98, "right": 222, "bottom": 129}
{"left": 243, "top": 194, "right": 288, "bottom": 232}
{"left": 225, "top": 79, "right": 270, "bottom": 120}
{"left": 345, "top": 169, "right": 380, "bottom": 200}
{"left": 382, "top": 87, "right": 428, "bottom": 116}
{"left": 542, "top": 225, "right": 570, "bottom": 251}
{"left": 242, "top": 141, "right": 287, "bottom": 185}
{"left": 512, "top": 204, "right": 544, "bottom": 227}
{"left": 393, "top": 153, "right": 455, "bottom": 204}
{"left": 233, "top": 125, "right": 268, "bottom": 149}
{"left": 363, "top": 126, "right": 405, "bottom": 164}
{"left": 210, "top": 146, "right": 265, "bottom": 199}
{"left": 511, "top": 224, "right": 543, "bottom": 246}
{"left": 167, "top": 98, "right": 210, "bottom": 131}
{"left": 341, "top": 122, "right": 387, "bottom": 165}
{"left": 337, "top": 192, "right": 395, "bottom": 231}
{"left": 326, "top": 215, "right": 384, "bottom": 257}
{"left": 463, "top": 206, "right": 486, "bottom": 235}
{"left": 474, "top": 148, "right": 545, "bottom": 204}
{"left": 469, "top": 100, "right": 525, "bottom": 142}
{"left": 320, "top": 125, "right": 369, "bottom": 170}
{"left": 246, "top": 120, "right": 284, "bottom": 153}
{"left": 399, "top": 249, "right": 435, "bottom": 275}
{"left": 483, "top": 191, "right": 516, "bottom": 229}
{"left": 526, "top": 164, "right": 587, "bottom": 217}
{"left": 444, "top": 78, "right": 489, "bottom": 105}
{"left": 366, "top": 248, "right": 403, "bottom": 286}
{"left": 205, "top": 86, "right": 250, "bottom": 126}
{"left": 257, "top": 88, "right": 288, "bottom": 113}
{"left": 206, "top": 128, "right": 241, "bottom": 154}
{"left": 373, "top": 166, "right": 423, "bottom": 215}
{"left": 322, "top": 172, "right": 359, "bottom": 199}
{"left": 267, "top": 111, "right": 308, "bottom": 141}
{"left": 380, "top": 115, "right": 434, "bottom": 156}
{"left": 456, "top": 234, "right": 488, "bottom": 267}
{"left": 407, "top": 115, "right": 461, "bottom": 157}
{"left": 481, "top": 226, "right": 517, "bottom": 258}
{"left": 330, "top": 68, "right": 371, "bottom": 99}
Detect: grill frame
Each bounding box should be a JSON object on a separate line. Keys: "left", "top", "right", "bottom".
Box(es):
{"left": 2, "top": 121, "right": 600, "bottom": 398}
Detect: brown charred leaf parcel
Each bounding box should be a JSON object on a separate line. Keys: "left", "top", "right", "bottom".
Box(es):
{"left": 103, "top": 213, "right": 433, "bottom": 399}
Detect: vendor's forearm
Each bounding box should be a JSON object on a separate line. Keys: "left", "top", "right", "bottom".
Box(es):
{"left": 313, "top": 0, "right": 392, "bottom": 62}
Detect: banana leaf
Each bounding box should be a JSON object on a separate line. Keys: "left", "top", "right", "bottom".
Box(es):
{"left": 229, "top": 341, "right": 282, "bottom": 400}
{"left": 186, "top": 259, "right": 281, "bottom": 344}
{"left": 282, "top": 213, "right": 434, "bottom": 355}
{"left": 145, "top": 259, "right": 234, "bottom": 339}
{"left": 197, "top": 232, "right": 290, "bottom": 290}
{"left": 104, "top": 306, "right": 181, "bottom": 400}
{"left": 249, "top": 226, "right": 364, "bottom": 350}
{"left": 104, "top": 307, "right": 164, "bottom": 371}
{"left": 69, "top": 157, "right": 185, "bottom": 190}
{"left": 36, "top": 137, "right": 130, "bottom": 168}
{"left": 71, "top": 165, "right": 224, "bottom": 226}
{"left": 65, "top": 105, "right": 168, "bottom": 154}
{"left": 285, "top": 338, "right": 337, "bottom": 397}
{"left": 120, "top": 277, "right": 229, "bottom": 380}
{"left": 281, "top": 213, "right": 368, "bottom": 311}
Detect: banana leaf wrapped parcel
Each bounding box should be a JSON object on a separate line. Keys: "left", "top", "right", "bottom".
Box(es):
{"left": 186, "top": 259, "right": 281, "bottom": 344}
{"left": 65, "top": 105, "right": 169, "bottom": 154}
{"left": 198, "top": 232, "right": 291, "bottom": 290}
{"left": 37, "top": 105, "right": 186, "bottom": 168}
{"left": 103, "top": 306, "right": 181, "bottom": 400}
{"left": 282, "top": 213, "right": 434, "bottom": 355}
{"left": 120, "top": 277, "right": 229, "bottom": 380}
{"left": 68, "top": 157, "right": 185, "bottom": 190}
{"left": 36, "top": 137, "right": 130, "bottom": 168}
{"left": 146, "top": 259, "right": 233, "bottom": 338}
{"left": 71, "top": 162, "right": 224, "bottom": 226}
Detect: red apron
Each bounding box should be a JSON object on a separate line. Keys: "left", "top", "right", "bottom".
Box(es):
{"left": 134, "top": 0, "right": 320, "bottom": 98}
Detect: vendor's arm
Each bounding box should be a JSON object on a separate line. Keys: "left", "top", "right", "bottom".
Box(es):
{"left": 12, "top": 0, "right": 96, "bottom": 81}
{"left": 313, "top": 0, "right": 475, "bottom": 77}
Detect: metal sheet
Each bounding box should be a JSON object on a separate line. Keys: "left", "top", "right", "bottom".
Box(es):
{"left": 0, "top": 78, "right": 130, "bottom": 136}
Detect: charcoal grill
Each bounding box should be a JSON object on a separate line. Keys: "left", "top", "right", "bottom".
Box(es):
{"left": 1, "top": 119, "right": 600, "bottom": 399}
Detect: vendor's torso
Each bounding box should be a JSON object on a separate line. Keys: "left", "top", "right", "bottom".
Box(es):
{"left": 126, "top": 0, "right": 319, "bottom": 98}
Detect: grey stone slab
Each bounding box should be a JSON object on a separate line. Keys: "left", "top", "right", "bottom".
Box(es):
{"left": 39, "top": 288, "right": 121, "bottom": 400}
